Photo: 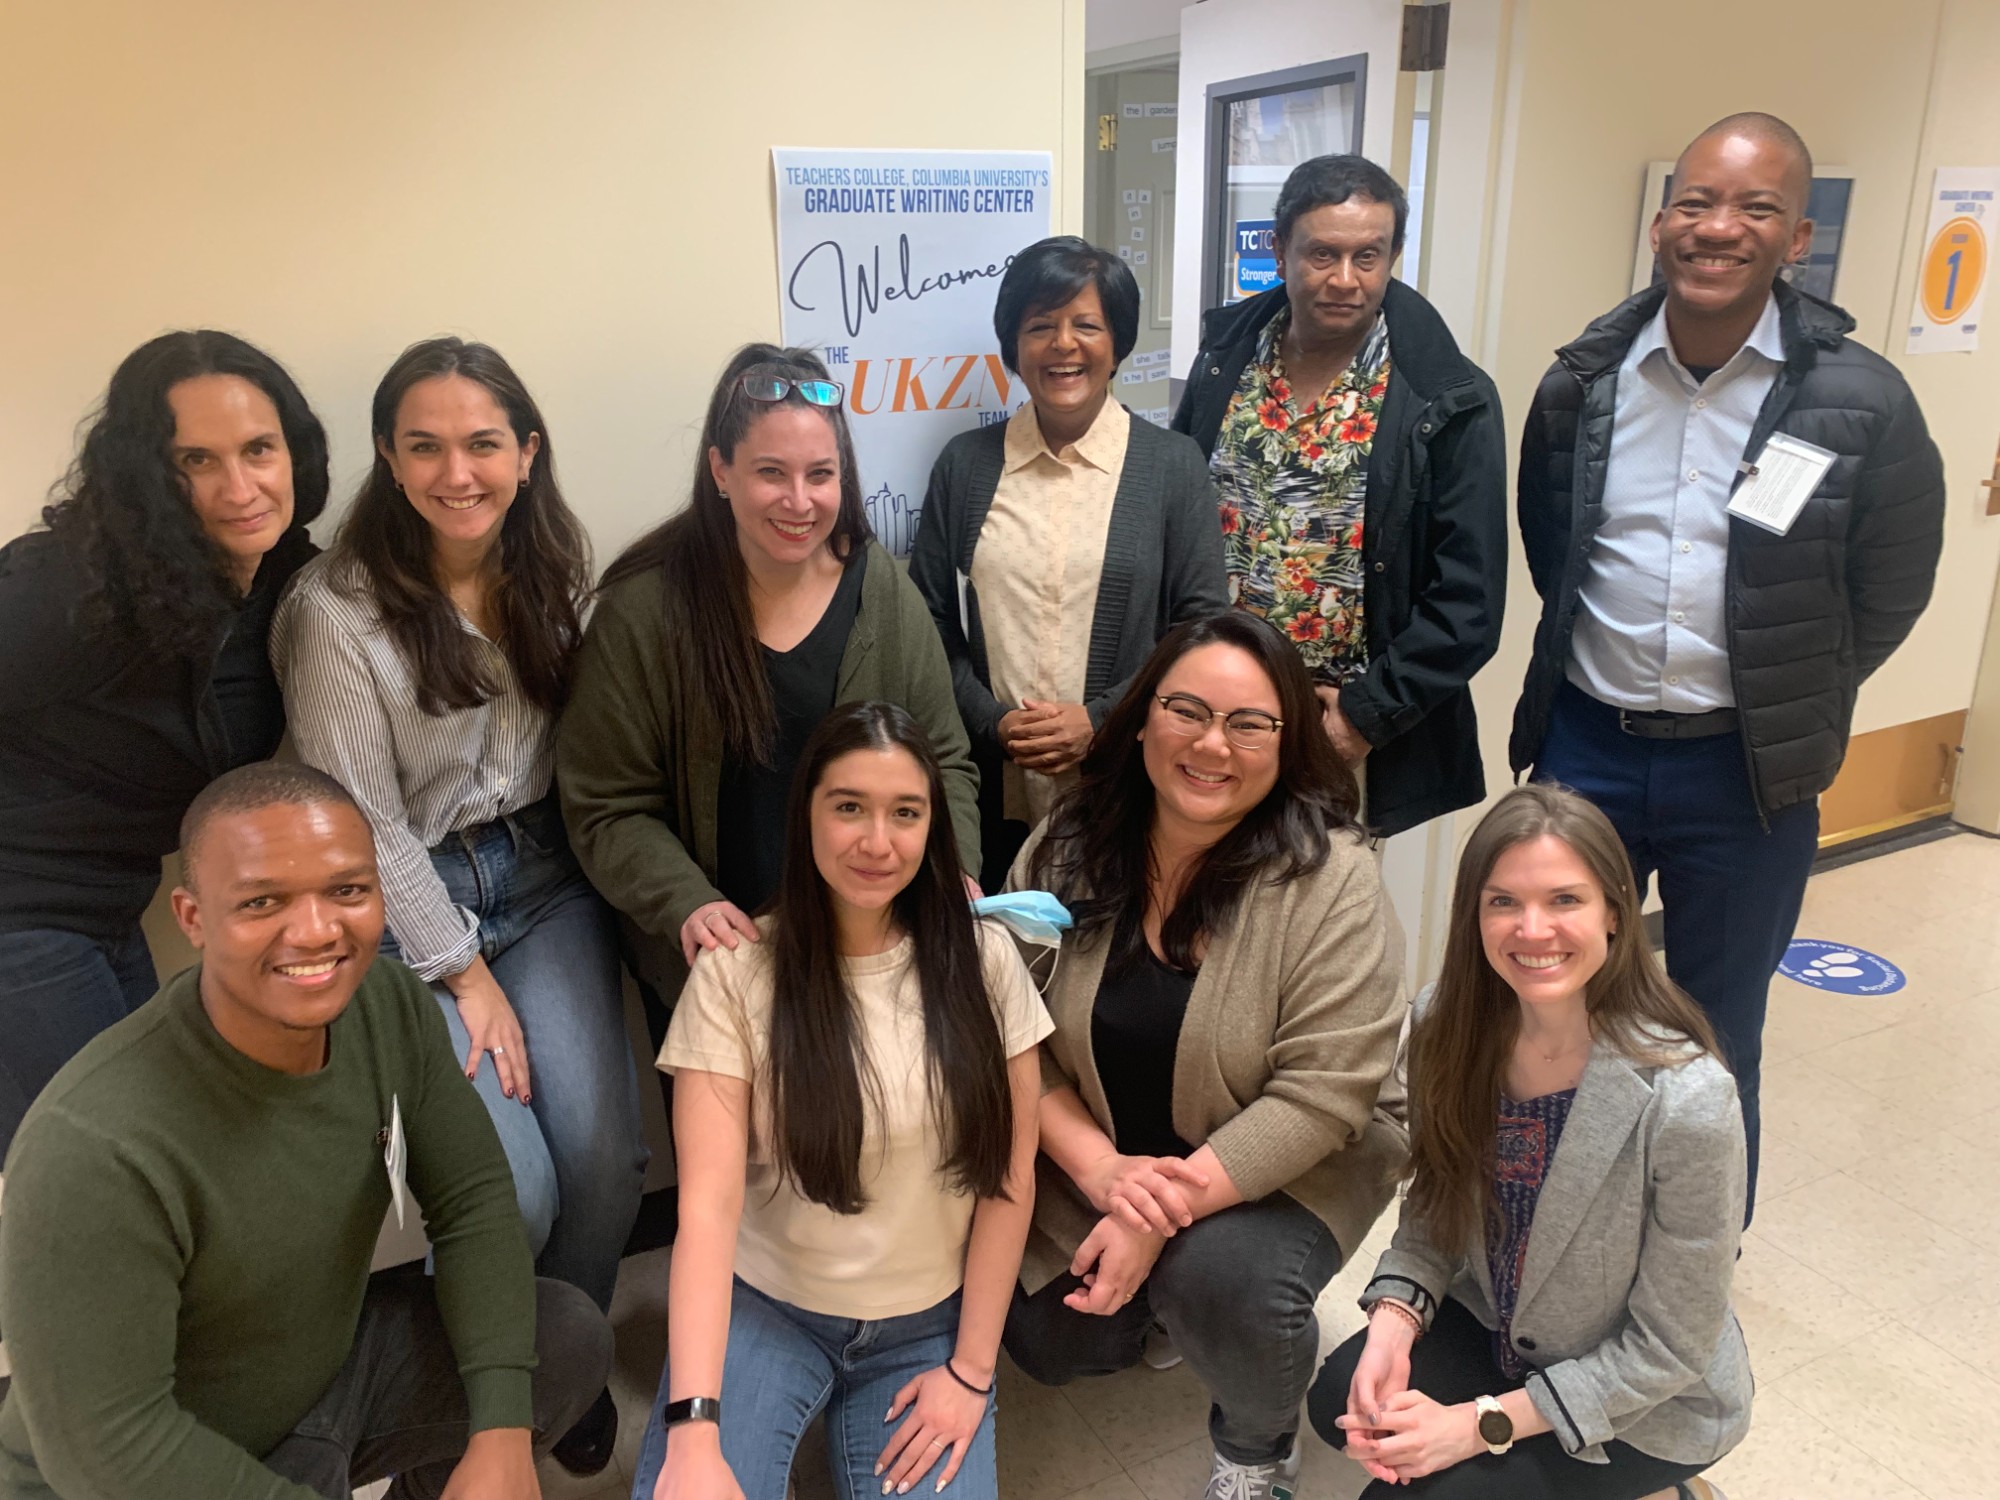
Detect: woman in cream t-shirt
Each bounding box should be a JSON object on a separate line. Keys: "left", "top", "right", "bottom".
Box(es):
{"left": 632, "top": 702, "right": 1051, "bottom": 1500}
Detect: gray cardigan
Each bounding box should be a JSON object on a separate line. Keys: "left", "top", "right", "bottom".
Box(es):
{"left": 1368, "top": 1037, "right": 1751, "bottom": 1468}
{"left": 907, "top": 407, "right": 1228, "bottom": 748}
{"left": 1009, "top": 823, "right": 1408, "bottom": 1294}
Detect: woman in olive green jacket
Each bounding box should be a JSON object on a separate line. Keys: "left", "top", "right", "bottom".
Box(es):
{"left": 556, "top": 345, "right": 979, "bottom": 1024}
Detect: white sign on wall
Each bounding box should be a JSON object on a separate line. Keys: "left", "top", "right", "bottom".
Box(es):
{"left": 772, "top": 148, "right": 1053, "bottom": 555}
{"left": 1905, "top": 167, "right": 1997, "bottom": 355}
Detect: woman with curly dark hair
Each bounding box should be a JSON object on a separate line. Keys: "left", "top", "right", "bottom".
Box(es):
{"left": 0, "top": 330, "right": 328, "bottom": 1154}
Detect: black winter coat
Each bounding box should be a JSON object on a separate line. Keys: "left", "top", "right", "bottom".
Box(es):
{"left": 1510, "top": 281, "right": 1946, "bottom": 816}
{"left": 1173, "top": 279, "right": 1509, "bottom": 838}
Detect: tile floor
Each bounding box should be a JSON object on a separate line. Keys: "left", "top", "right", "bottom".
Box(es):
{"left": 414, "top": 830, "right": 2000, "bottom": 1500}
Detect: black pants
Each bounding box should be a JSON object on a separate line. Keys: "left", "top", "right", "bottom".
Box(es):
{"left": 1309, "top": 1297, "right": 1710, "bottom": 1499}
{"left": 1003, "top": 1195, "right": 1339, "bottom": 1466}
{"left": 262, "top": 1269, "right": 612, "bottom": 1499}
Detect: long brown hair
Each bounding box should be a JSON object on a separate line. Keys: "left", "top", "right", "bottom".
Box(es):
{"left": 1029, "top": 612, "right": 1362, "bottom": 972}
{"left": 335, "top": 337, "right": 590, "bottom": 715}
{"left": 599, "top": 345, "right": 871, "bottom": 762}
{"left": 1405, "top": 783, "right": 1721, "bottom": 1255}
{"left": 764, "top": 702, "right": 1011, "bottom": 1213}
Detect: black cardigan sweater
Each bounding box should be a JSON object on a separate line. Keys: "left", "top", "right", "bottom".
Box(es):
{"left": 907, "top": 405, "right": 1229, "bottom": 749}
{"left": 0, "top": 527, "right": 317, "bottom": 939}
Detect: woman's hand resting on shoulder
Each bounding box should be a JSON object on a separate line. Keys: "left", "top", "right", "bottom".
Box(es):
{"left": 1079, "top": 1151, "right": 1211, "bottom": 1236}
{"left": 1064, "top": 1214, "right": 1166, "bottom": 1315}
{"left": 680, "top": 900, "right": 760, "bottom": 967}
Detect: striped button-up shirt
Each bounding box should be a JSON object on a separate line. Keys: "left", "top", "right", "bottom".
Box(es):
{"left": 1568, "top": 293, "right": 1784, "bottom": 712}
{"left": 270, "top": 554, "right": 553, "bottom": 980}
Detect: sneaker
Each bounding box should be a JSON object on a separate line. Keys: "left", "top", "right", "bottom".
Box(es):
{"left": 1202, "top": 1436, "right": 1301, "bottom": 1500}
{"left": 1141, "top": 1321, "right": 1184, "bottom": 1370}
{"left": 549, "top": 1387, "right": 617, "bottom": 1478}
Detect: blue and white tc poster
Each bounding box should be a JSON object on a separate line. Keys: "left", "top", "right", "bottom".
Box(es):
{"left": 773, "top": 147, "right": 1053, "bottom": 556}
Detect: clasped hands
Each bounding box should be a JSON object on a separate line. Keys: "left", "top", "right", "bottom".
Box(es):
{"left": 1063, "top": 1152, "right": 1211, "bottom": 1315}
{"left": 1332, "top": 1312, "right": 1484, "bottom": 1485}
{"left": 997, "top": 700, "right": 1092, "bottom": 776}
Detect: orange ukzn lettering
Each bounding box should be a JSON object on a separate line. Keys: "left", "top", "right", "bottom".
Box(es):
{"left": 847, "top": 354, "right": 1012, "bottom": 415}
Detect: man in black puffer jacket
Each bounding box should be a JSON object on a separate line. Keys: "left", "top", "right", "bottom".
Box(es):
{"left": 1512, "top": 113, "right": 1944, "bottom": 1215}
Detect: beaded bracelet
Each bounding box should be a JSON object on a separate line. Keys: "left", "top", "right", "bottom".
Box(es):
{"left": 945, "top": 1359, "right": 994, "bottom": 1396}
{"left": 1371, "top": 1298, "right": 1426, "bottom": 1341}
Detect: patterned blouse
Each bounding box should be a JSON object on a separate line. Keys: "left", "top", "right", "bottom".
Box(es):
{"left": 1210, "top": 306, "right": 1391, "bottom": 685}
{"left": 1487, "top": 1088, "right": 1578, "bottom": 1379}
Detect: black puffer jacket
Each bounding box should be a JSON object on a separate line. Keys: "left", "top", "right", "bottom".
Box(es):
{"left": 1174, "top": 279, "right": 1508, "bottom": 838}
{"left": 1510, "top": 281, "right": 1945, "bottom": 816}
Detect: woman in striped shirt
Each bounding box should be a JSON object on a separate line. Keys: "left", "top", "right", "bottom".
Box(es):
{"left": 270, "top": 337, "right": 646, "bottom": 1476}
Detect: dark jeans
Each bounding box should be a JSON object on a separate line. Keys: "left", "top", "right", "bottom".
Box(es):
{"left": 0, "top": 924, "right": 157, "bottom": 1157}
{"left": 1003, "top": 1195, "right": 1340, "bottom": 1466}
{"left": 1309, "top": 1296, "right": 1709, "bottom": 1499}
{"left": 1535, "top": 680, "right": 1818, "bottom": 1216}
{"left": 262, "top": 1270, "right": 612, "bottom": 1500}
{"left": 379, "top": 796, "right": 647, "bottom": 1312}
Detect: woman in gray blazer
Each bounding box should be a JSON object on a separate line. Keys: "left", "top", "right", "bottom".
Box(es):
{"left": 908, "top": 236, "right": 1228, "bottom": 891}
{"left": 1309, "top": 783, "right": 1750, "bottom": 1500}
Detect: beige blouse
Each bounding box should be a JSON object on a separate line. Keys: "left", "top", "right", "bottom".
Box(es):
{"left": 967, "top": 398, "right": 1129, "bottom": 825}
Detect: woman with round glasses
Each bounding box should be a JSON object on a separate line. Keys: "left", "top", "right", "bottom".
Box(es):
{"left": 558, "top": 344, "right": 981, "bottom": 1041}
{"left": 1001, "top": 611, "right": 1408, "bottom": 1500}
{"left": 909, "top": 235, "right": 1227, "bottom": 892}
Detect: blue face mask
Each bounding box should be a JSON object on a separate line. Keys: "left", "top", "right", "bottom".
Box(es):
{"left": 970, "top": 890, "right": 1074, "bottom": 948}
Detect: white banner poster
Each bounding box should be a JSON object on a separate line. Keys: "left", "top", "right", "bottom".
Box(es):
{"left": 1905, "top": 166, "right": 1997, "bottom": 355}
{"left": 773, "top": 147, "right": 1052, "bottom": 556}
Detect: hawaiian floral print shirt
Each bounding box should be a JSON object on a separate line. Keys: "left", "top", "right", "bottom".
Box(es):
{"left": 1211, "top": 307, "right": 1391, "bottom": 684}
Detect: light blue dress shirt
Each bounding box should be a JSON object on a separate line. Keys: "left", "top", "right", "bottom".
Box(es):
{"left": 1567, "top": 294, "right": 1785, "bottom": 712}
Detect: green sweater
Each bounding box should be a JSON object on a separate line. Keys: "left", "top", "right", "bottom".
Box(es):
{"left": 0, "top": 960, "right": 535, "bottom": 1500}
{"left": 557, "top": 539, "right": 981, "bottom": 1004}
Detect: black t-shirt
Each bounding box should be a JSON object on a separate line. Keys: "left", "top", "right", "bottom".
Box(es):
{"left": 714, "top": 550, "right": 867, "bottom": 914}
{"left": 1090, "top": 911, "right": 1198, "bottom": 1160}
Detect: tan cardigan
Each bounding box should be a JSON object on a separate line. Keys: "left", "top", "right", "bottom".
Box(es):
{"left": 1010, "top": 824, "right": 1409, "bottom": 1292}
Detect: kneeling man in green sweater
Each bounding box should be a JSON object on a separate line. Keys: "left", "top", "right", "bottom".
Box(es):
{"left": 0, "top": 762, "right": 612, "bottom": 1500}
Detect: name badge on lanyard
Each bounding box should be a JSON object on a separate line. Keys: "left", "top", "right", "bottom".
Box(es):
{"left": 1727, "top": 432, "right": 1836, "bottom": 536}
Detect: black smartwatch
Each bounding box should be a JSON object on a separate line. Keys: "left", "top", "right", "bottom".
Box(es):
{"left": 662, "top": 1396, "right": 722, "bottom": 1429}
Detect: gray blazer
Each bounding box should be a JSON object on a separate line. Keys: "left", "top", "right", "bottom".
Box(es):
{"left": 908, "top": 408, "right": 1228, "bottom": 749}
{"left": 1368, "top": 1036, "right": 1751, "bottom": 1467}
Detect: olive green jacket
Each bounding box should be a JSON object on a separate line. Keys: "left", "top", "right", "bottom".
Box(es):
{"left": 557, "top": 541, "right": 980, "bottom": 1004}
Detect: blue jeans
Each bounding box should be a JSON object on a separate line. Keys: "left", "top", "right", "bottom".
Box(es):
{"left": 630, "top": 1281, "right": 998, "bottom": 1500}
{"left": 1535, "top": 681, "right": 1818, "bottom": 1218}
{"left": 0, "top": 924, "right": 157, "bottom": 1156}
{"left": 380, "top": 796, "right": 647, "bottom": 1311}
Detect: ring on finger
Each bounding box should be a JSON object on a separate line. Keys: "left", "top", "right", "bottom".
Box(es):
{"left": 491, "top": 1045, "right": 506, "bottom": 1057}
{"left": 929, "top": 1438, "right": 946, "bottom": 1450}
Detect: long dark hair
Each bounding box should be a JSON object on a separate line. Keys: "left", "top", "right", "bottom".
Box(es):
{"left": 1030, "top": 612, "right": 1362, "bottom": 971}
{"left": 42, "top": 330, "right": 329, "bottom": 659}
{"left": 1405, "top": 783, "right": 1723, "bottom": 1255}
{"left": 599, "top": 345, "right": 871, "bottom": 761}
{"left": 333, "top": 337, "right": 590, "bottom": 716}
{"left": 764, "top": 702, "right": 1011, "bottom": 1213}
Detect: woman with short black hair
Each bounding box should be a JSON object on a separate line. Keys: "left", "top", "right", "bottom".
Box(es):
{"left": 0, "top": 330, "right": 327, "bottom": 1153}
{"left": 910, "top": 235, "right": 1227, "bottom": 891}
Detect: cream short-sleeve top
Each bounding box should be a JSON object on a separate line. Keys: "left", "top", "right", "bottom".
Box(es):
{"left": 661, "top": 917, "right": 1053, "bottom": 1319}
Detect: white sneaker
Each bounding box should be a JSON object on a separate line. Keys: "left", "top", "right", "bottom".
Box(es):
{"left": 1142, "top": 1321, "right": 1184, "bottom": 1370}
{"left": 1201, "top": 1436, "right": 1301, "bottom": 1500}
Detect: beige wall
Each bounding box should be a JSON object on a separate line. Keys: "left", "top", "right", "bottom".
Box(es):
{"left": 1465, "top": 0, "right": 2000, "bottom": 817}
{"left": 0, "top": 0, "right": 1086, "bottom": 553}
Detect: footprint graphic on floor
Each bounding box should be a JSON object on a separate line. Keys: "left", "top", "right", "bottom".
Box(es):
{"left": 1778, "top": 939, "right": 1906, "bottom": 994}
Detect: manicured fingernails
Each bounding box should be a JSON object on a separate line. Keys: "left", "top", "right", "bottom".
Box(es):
{"left": 881, "top": 1481, "right": 894, "bottom": 1495}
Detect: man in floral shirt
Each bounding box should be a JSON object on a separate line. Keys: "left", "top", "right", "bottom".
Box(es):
{"left": 1174, "top": 155, "right": 1507, "bottom": 840}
